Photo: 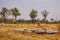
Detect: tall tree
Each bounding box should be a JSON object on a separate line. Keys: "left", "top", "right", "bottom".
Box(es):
{"left": 11, "top": 8, "right": 21, "bottom": 23}
{"left": 0, "top": 7, "right": 8, "bottom": 22}
{"left": 41, "top": 10, "right": 49, "bottom": 22}
{"left": 29, "top": 9, "right": 38, "bottom": 23}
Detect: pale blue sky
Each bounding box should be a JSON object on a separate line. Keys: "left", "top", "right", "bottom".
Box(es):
{"left": 0, "top": 0, "right": 60, "bottom": 21}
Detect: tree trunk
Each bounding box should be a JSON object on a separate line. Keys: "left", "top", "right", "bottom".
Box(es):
{"left": 14, "top": 16, "right": 17, "bottom": 24}
{"left": 44, "top": 17, "right": 46, "bottom": 22}
{"left": 32, "top": 18, "right": 34, "bottom": 23}
{"left": 3, "top": 15, "right": 6, "bottom": 23}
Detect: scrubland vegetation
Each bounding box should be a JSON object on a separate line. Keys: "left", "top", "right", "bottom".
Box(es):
{"left": 0, "top": 7, "right": 60, "bottom": 40}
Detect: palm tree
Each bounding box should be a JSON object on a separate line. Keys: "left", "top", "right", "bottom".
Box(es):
{"left": 41, "top": 10, "right": 49, "bottom": 22}
{"left": 29, "top": 9, "right": 38, "bottom": 23}
{"left": 11, "top": 8, "right": 21, "bottom": 23}
{"left": 0, "top": 7, "right": 8, "bottom": 22}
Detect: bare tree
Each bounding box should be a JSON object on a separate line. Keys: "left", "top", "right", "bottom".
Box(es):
{"left": 41, "top": 10, "right": 49, "bottom": 22}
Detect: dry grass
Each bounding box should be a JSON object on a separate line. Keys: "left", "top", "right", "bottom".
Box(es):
{"left": 0, "top": 23, "right": 60, "bottom": 40}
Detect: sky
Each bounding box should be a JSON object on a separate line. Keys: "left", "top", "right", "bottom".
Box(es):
{"left": 0, "top": 0, "right": 60, "bottom": 21}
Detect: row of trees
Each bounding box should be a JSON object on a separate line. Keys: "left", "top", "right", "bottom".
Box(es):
{"left": 0, "top": 7, "right": 60, "bottom": 23}
{"left": 0, "top": 7, "right": 21, "bottom": 23}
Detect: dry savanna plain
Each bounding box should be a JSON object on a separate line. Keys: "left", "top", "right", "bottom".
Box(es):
{"left": 0, "top": 23, "right": 60, "bottom": 40}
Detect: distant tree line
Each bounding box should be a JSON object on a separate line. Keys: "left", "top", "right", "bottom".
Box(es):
{"left": 0, "top": 7, "right": 60, "bottom": 24}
